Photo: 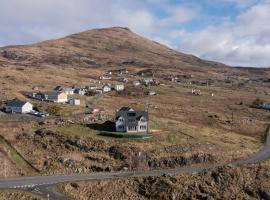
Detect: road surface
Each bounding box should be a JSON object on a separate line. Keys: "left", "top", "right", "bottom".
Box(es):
{"left": 0, "top": 132, "right": 269, "bottom": 199}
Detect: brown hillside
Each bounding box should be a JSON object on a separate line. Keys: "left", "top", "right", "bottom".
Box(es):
{"left": 0, "top": 27, "right": 229, "bottom": 72}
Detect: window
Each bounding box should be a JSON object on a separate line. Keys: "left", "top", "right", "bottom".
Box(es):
{"left": 128, "top": 119, "right": 136, "bottom": 123}
{"left": 140, "top": 125, "right": 147, "bottom": 130}
{"left": 128, "top": 113, "right": 136, "bottom": 117}
{"left": 128, "top": 126, "right": 137, "bottom": 131}
{"left": 118, "top": 125, "right": 124, "bottom": 129}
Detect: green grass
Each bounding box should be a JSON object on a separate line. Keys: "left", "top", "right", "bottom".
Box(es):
{"left": 99, "top": 131, "right": 153, "bottom": 139}
{"left": 56, "top": 124, "right": 100, "bottom": 137}
{"left": 0, "top": 136, "right": 39, "bottom": 176}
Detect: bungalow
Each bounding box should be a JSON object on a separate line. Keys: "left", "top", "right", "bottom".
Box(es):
{"left": 115, "top": 107, "right": 149, "bottom": 133}
{"left": 148, "top": 91, "right": 156, "bottom": 96}
{"left": 95, "top": 89, "right": 103, "bottom": 94}
{"left": 143, "top": 78, "right": 153, "bottom": 85}
{"left": 43, "top": 91, "right": 68, "bottom": 103}
{"left": 114, "top": 84, "right": 125, "bottom": 91}
{"left": 100, "top": 76, "right": 112, "bottom": 80}
{"left": 88, "top": 85, "right": 97, "bottom": 90}
{"left": 63, "top": 88, "right": 74, "bottom": 95}
{"left": 119, "top": 77, "right": 128, "bottom": 83}
{"left": 5, "top": 100, "right": 33, "bottom": 114}
{"left": 103, "top": 84, "right": 112, "bottom": 93}
{"left": 68, "top": 98, "right": 81, "bottom": 106}
{"left": 191, "top": 89, "right": 201, "bottom": 95}
{"left": 74, "top": 88, "right": 86, "bottom": 95}
{"left": 262, "top": 103, "right": 270, "bottom": 110}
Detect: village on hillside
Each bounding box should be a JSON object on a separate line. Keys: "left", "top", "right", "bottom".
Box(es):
{"left": 1, "top": 67, "right": 270, "bottom": 138}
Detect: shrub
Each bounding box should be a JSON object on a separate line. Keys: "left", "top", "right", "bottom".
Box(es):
{"left": 46, "top": 105, "right": 62, "bottom": 115}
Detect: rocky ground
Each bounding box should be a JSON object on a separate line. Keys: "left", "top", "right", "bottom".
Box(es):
{"left": 0, "top": 190, "right": 43, "bottom": 200}
{"left": 13, "top": 128, "right": 215, "bottom": 175}
{"left": 59, "top": 161, "right": 270, "bottom": 200}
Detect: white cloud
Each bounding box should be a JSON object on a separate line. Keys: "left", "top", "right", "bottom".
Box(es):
{"left": 179, "top": 2, "right": 270, "bottom": 67}
{"left": 0, "top": 0, "right": 195, "bottom": 47}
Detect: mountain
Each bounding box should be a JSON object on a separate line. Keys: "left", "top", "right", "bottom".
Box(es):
{"left": 0, "top": 27, "right": 229, "bottom": 69}
{"left": 0, "top": 27, "right": 269, "bottom": 78}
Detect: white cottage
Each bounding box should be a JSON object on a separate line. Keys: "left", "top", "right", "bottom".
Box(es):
{"left": 5, "top": 100, "right": 33, "bottom": 114}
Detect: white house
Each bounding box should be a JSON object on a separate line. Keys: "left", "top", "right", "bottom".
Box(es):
{"left": 5, "top": 100, "right": 33, "bottom": 114}
{"left": 68, "top": 98, "right": 80, "bottom": 106}
{"left": 43, "top": 91, "right": 68, "bottom": 103}
{"left": 64, "top": 88, "right": 74, "bottom": 95}
{"left": 114, "top": 84, "right": 125, "bottom": 91}
{"left": 102, "top": 84, "right": 112, "bottom": 93}
{"left": 95, "top": 89, "right": 103, "bottom": 94}
{"left": 74, "top": 88, "right": 86, "bottom": 95}
{"left": 133, "top": 80, "right": 141, "bottom": 87}
{"left": 115, "top": 107, "right": 149, "bottom": 133}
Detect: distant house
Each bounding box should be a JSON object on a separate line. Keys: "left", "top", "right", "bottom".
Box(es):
{"left": 95, "top": 89, "right": 103, "bottom": 94}
{"left": 68, "top": 98, "right": 80, "bottom": 106}
{"left": 100, "top": 76, "right": 112, "bottom": 80}
{"left": 191, "top": 89, "right": 201, "bottom": 95}
{"left": 262, "top": 103, "right": 270, "bottom": 110}
{"left": 115, "top": 107, "right": 149, "bottom": 133}
{"left": 43, "top": 91, "right": 68, "bottom": 103}
{"left": 88, "top": 85, "right": 97, "bottom": 90}
{"left": 74, "top": 88, "right": 86, "bottom": 95}
{"left": 143, "top": 78, "right": 153, "bottom": 85}
{"left": 63, "top": 88, "right": 74, "bottom": 95}
{"left": 114, "top": 84, "right": 125, "bottom": 91}
{"left": 148, "top": 91, "right": 156, "bottom": 96}
{"left": 5, "top": 100, "right": 33, "bottom": 114}
{"left": 103, "top": 84, "right": 112, "bottom": 93}
{"left": 133, "top": 80, "right": 141, "bottom": 87}
{"left": 119, "top": 77, "right": 128, "bottom": 83}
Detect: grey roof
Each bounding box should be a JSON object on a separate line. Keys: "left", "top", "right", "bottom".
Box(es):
{"left": 116, "top": 108, "right": 148, "bottom": 126}
{"left": 119, "top": 107, "right": 133, "bottom": 112}
{"left": 6, "top": 100, "right": 28, "bottom": 107}
{"left": 44, "top": 91, "right": 65, "bottom": 95}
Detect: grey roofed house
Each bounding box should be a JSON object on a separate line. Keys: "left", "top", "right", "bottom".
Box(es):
{"left": 5, "top": 99, "right": 33, "bottom": 114}
{"left": 115, "top": 107, "right": 149, "bottom": 133}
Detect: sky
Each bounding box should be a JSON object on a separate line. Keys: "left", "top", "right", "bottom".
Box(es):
{"left": 0, "top": 0, "right": 270, "bottom": 67}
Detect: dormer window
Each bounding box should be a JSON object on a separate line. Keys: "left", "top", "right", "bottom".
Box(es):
{"left": 140, "top": 117, "right": 146, "bottom": 122}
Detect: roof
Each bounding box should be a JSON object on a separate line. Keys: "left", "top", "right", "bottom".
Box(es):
{"left": 6, "top": 100, "right": 29, "bottom": 107}
{"left": 119, "top": 107, "right": 134, "bottom": 112}
{"left": 116, "top": 108, "right": 148, "bottom": 126}
{"left": 43, "top": 91, "right": 64, "bottom": 96}
{"left": 54, "top": 86, "right": 64, "bottom": 91}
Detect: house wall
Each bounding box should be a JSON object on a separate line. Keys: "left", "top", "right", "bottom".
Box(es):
{"left": 6, "top": 103, "right": 33, "bottom": 114}
{"left": 21, "top": 103, "right": 33, "bottom": 113}
{"left": 116, "top": 85, "right": 124, "bottom": 91}
{"left": 116, "top": 117, "right": 126, "bottom": 132}
{"left": 6, "top": 106, "right": 22, "bottom": 113}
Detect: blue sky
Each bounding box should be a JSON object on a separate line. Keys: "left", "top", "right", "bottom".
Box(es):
{"left": 0, "top": 0, "right": 269, "bottom": 67}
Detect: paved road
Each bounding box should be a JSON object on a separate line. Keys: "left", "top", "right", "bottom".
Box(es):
{"left": 0, "top": 132, "right": 269, "bottom": 199}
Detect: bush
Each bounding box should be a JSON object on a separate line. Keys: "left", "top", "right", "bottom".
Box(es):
{"left": 46, "top": 105, "right": 62, "bottom": 115}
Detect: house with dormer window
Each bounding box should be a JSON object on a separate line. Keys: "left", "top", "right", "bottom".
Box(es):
{"left": 115, "top": 107, "right": 149, "bottom": 133}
